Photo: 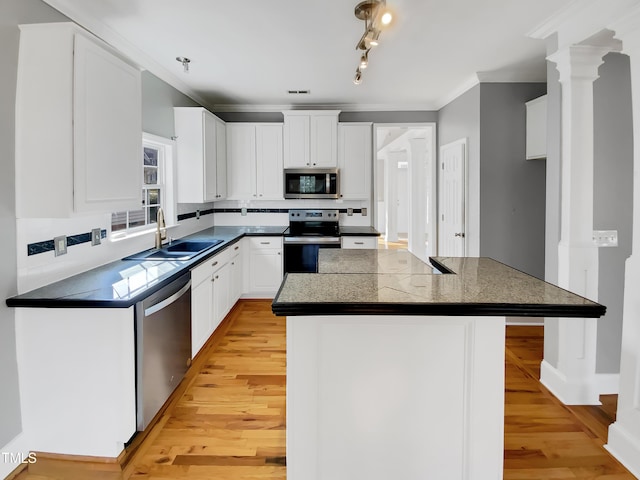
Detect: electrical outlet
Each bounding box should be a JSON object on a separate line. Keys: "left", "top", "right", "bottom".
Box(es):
{"left": 196, "top": 209, "right": 200, "bottom": 220}
{"left": 347, "top": 208, "right": 353, "bottom": 216}
{"left": 54, "top": 235, "right": 67, "bottom": 256}
{"left": 241, "top": 207, "right": 247, "bottom": 216}
{"left": 593, "top": 230, "right": 618, "bottom": 247}
{"left": 91, "top": 228, "right": 101, "bottom": 246}
{"left": 361, "top": 208, "right": 367, "bottom": 216}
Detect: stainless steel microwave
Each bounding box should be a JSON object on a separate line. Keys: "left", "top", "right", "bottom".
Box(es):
{"left": 283, "top": 168, "right": 340, "bottom": 199}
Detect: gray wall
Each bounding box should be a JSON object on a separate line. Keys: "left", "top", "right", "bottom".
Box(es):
{"left": 479, "top": 83, "right": 547, "bottom": 279}
{"left": 438, "top": 85, "right": 481, "bottom": 256}
{"left": 0, "top": 0, "right": 69, "bottom": 449}
{"left": 593, "top": 52, "right": 633, "bottom": 374}
{"left": 141, "top": 71, "right": 199, "bottom": 138}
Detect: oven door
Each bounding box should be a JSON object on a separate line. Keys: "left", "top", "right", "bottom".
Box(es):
{"left": 284, "top": 237, "right": 341, "bottom": 273}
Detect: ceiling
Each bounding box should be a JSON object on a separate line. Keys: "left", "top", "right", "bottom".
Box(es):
{"left": 43, "top": 0, "right": 575, "bottom": 111}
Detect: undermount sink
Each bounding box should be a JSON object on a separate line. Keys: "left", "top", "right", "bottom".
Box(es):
{"left": 124, "top": 239, "right": 224, "bottom": 261}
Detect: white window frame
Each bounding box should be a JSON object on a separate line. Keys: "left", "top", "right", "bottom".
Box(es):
{"left": 111, "top": 133, "right": 177, "bottom": 239}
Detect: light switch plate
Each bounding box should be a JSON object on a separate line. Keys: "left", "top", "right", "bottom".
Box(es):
{"left": 593, "top": 230, "right": 618, "bottom": 247}
{"left": 241, "top": 207, "right": 247, "bottom": 216}
{"left": 361, "top": 208, "right": 367, "bottom": 216}
{"left": 347, "top": 208, "right": 353, "bottom": 216}
{"left": 54, "top": 235, "right": 67, "bottom": 256}
{"left": 91, "top": 228, "right": 101, "bottom": 246}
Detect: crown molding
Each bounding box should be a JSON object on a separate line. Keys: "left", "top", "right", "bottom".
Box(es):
{"left": 433, "top": 74, "right": 480, "bottom": 110}
{"left": 40, "top": 0, "right": 218, "bottom": 112}
{"left": 212, "top": 102, "right": 439, "bottom": 113}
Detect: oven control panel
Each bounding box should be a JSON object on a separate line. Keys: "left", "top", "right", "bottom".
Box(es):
{"left": 288, "top": 209, "right": 339, "bottom": 221}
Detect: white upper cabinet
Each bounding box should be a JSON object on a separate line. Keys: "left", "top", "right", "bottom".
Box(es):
{"left": 283, "top": 111, "right": 340, "bottom": 168}
{"left": 227, "top": 123, "right": 283, "bottom": 200}
{"left": 174, "top": 107, "right": 227, "bottom": 203}
{"left": 16, "top": 23, "right": 142, "bottom": 218}
{"left": 338, "top": 123, "right": 372, "bottom": 200}
{"left": 525, "top": 95, "right": 547, "bottom": 160}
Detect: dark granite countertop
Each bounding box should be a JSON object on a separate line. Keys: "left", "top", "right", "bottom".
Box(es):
{"left": 6, "top": 226, "right": 287, "bottom": 309}
{"left": 338, "top": 226, "right": 380, "bottom": 236}
{"left": 272, "top": 250, "right": 606, "bottom": 318}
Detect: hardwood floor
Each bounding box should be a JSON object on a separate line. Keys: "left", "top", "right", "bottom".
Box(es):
{"left": 11, "top": 304, "right": 634, "bottom": 479}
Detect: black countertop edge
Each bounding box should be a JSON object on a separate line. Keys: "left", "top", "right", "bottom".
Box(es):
{"left": 7, "top": 232, "right": 268, "bottom": 309}
{"left": 271, "top": 302, "right": 606, "bottom": 318}
{"left": 338, "top": 230, "right": 381, "bottom": 237}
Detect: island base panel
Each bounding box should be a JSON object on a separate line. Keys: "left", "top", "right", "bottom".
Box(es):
{"left": 287, "top": 314, "right": 505, "bottom": 480}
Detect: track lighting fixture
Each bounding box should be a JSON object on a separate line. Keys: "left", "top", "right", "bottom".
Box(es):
{"left": 360, "top": 50, "right": 369, "bottom": 69}
{"left": 176, "top": 56, "right": 191, "bottom": 73}
{"left": 353, "top": 68, "right": 362, "bottom": 85}
{"left": 353, "top": 0, "right": 393, "bottom": 84}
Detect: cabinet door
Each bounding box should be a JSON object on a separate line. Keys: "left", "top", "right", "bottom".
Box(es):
{"left": 191, "top": 275, "right": 212, "bottom": 357}
{"left": 216, "top": 119, "right": 227, "bottom": 199}
{"left": 227, "top": 124, "right": 257, "bottom": 200}
{"left": 203, "top": 111, "right": 218, "bottom": 202}
{"left": 283, "top": 115, "right": 310, "bottom": 167}
{"left": 229, "top": 251, "right": 243, "bottom": 305}
{"left": 311, "top": 114, "right": 338, "bottom": 168}
{"left": 249, "top": 238, "right": 283, "bottom": 296}
{"left": 73, "top": 33, "right": 142, "bottom": 213}
{"left": 212, "top": 262, "right": 231, "bottom": 331}
{"left": 338, "top": 124, "right": 372, "bottom": 200}
{"left": 256, "top": 124, "right": 284, "bottom": 200}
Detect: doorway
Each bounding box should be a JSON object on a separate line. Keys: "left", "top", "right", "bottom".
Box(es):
{"left": 373, "top": 124, "right": 436, "bottom": 262}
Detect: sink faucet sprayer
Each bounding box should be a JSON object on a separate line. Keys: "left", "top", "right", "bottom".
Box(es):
{"left": 155, "top": 207, "right": 166, "bottom": 249}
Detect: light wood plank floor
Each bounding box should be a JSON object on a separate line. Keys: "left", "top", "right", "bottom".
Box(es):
{"left": 12, "top": 303, "right": 634, "bottom": 479}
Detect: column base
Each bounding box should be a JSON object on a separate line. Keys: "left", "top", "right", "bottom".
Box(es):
{"left": 540, "top": 360, "right": 602, "bottom": 405}
{"left": 606, "top": 422, "right": 640, "bottom": 478}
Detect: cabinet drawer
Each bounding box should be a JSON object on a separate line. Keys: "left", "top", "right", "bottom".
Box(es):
{"left": 341, "top": 237, "right": 378, "bottom": 249}
{"left": 247, "top": 236, "right": 283, "bottom": 250}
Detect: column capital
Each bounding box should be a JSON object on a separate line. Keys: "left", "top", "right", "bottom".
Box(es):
{"left": 548, "top": 45, "right": 612, "bottom": 83}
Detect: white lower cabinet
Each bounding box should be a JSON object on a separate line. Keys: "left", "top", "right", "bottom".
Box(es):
{"left": 245, "top": 237, "right": 283, "bottom": 297}
{"left": 190, "top": 242, "right": 243, "bottom": 357}
{"left": 341, "top": 236, "right": 378, "bottom": 249}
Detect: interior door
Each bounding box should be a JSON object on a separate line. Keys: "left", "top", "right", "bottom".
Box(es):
{"left": 438, "top": 139, "right": 467, "bottom": 256}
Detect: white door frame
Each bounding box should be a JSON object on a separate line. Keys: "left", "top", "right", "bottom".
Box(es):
{"left": 438, "top": 138, "right": 468, "bottom": 256}
{"left": 372, "top": 123, "right": 437, "bottom": 255}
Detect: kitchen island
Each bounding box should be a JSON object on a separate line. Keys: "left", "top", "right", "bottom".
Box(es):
{"left": 272, "top": 249, "right": 605, "bottom": 480}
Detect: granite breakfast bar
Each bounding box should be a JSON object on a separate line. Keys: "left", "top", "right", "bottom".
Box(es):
{"left": 272, "top": 249, "right": 605, "bottom": 480}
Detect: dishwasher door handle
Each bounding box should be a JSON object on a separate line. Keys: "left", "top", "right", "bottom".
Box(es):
{"left": 144, "top": 280, "right": 192, "bottom": 316}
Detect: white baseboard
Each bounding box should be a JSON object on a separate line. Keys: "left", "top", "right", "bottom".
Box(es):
{"left": 0, "top": 432, "right": 31, "bottom": 479}
{"left": 606, "top": 422, "right": 640, "bottom": 478}
{"left": 540, "top": 360, "right": 602, "bottom": 405}
{"left": 594, "top": 373, "right": 620, "bottom": 395}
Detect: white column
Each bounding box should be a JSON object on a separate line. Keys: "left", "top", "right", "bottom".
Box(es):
{"left": 541, "top": 45, "right": 610, "bottom": 405}
{"left": 408, "top": 137, "right": 427, "bottom": 261}
{"left": 605, "top": 9, "right": 640, "bottom": 477}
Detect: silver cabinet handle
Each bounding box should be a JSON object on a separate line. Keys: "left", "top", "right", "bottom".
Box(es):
{"left": 215, "top": 275, "right": 219, "bottom": 279}
{"left": 212, "top": 261, "right": 218, "bottom": 266}
{"left": 454, "top": 233, "right": 465, "bottom": 238}
{"left": 260, "top": 241, "right": 270, "bottom": 245}
{"left": 234, "top": 246, "right": 239, "bottom": 250}
{"left": 354, "top": 241, "right": 364, "bottom": 245}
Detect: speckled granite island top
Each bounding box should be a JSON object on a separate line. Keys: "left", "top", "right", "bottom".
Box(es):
{"left": 272, "top": 249, "right": 606, "bottom": 317}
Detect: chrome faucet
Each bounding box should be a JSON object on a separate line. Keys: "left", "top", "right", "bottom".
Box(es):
{"left": 154, "top": 207, "right": 166, "bottom": 249}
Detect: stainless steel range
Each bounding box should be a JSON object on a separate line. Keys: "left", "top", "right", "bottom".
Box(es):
{"left": 283, "top": 209, "right": 341, "bottom": 273}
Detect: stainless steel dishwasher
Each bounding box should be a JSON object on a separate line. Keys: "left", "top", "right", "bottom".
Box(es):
{"left": 135, "top": 272, "right": 191, "bottom": 431}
